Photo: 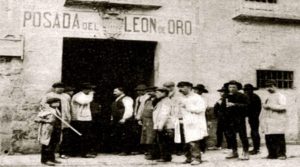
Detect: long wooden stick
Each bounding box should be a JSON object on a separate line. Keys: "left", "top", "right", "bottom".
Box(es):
{"left": 52, "top": 111, "right": 82, "bottom": 136}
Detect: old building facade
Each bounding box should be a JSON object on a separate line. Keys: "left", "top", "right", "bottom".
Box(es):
{"left": 0, "top": 0, "right": 300, "bottom": 154}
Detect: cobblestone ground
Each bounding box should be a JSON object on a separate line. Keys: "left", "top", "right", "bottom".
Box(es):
{"left": 1, "top": 145, "right": 300, "bottom": 167}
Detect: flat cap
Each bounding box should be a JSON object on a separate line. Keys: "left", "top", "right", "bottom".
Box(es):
{"left": 52, "top": 82, "right": 65, "bottom": 88}
{"left": 177, "top": 81, "right": 193, "bottom": 88}
{"left": 163, "top": 81, "right": 175, "bottom": 87}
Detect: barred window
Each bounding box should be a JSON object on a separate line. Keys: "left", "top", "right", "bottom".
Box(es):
{"left": 245, "top": 0, "right": 277, "bottom": 3}
{"left": 257, "top": 70, "right": 294, "bottom": 89}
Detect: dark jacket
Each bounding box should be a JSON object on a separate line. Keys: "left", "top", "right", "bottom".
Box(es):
{"left": 225, "top": 92, "right": 249, "bottom": 123}
{"left": 245, "top": 93, "right": 262, "bottom": 119}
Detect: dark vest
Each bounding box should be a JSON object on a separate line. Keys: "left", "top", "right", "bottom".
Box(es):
{"left": 111, "top": 96, "right": 125, "bottom": 122}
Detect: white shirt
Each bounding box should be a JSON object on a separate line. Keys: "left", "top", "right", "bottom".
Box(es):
{"left": 116, "top": 94, "right": 134, "bottom": 122}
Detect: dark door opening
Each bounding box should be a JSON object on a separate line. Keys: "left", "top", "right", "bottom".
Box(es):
{"left": 62, "top": 38, "right": 156, "bottom": 152}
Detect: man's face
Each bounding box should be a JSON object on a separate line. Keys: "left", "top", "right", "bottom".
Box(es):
{"left": 266, "top": 85, "right": 276, "bottom": 93}
{"left": 178, "top": 86, "right": 191, "bottom": 95}
{"left": 136, "top": 90, "right": 145, "bottom": 96}
{"left": 50, "top": 102, "right": 60, "bottom": 108}
{"left": 66, "top": 91, "right": 74, "bottom": 96}
{"left": 228, "top": 84, "right": 238, "bottom": 94}
{"left": 53, "top": 87, "right": 64, "bottom": 94}
{"left": 219, "top": 91, "right": 224, "bottom": 97}
{"left": 164, "top": 85, "right": 175, "bottom": 92}
{"left": 113, "top": 88, "right": 123, "bottom": 97}
{"left": 155, "top": 91, "right": 165, "bottom": 99}
{"left": 243, "top": 89, "right": 252, "bottom": 95}
{"left": 147, "top": 90, "right": 156, "bottom": 97}
{"left": 82, "top": 89, "right": 92, "bottom": 95}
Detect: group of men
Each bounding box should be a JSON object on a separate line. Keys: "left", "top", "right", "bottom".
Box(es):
{"left": 36, "top": 79, "right": 288, "bottom": 166}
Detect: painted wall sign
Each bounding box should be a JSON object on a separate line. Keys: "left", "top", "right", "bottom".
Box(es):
{"left": 21, "top": 10, "right": 196, "bottom": 40}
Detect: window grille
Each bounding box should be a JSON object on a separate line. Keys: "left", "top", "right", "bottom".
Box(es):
{"left": 257, "top": 70, "right": 294, "bottom": 89}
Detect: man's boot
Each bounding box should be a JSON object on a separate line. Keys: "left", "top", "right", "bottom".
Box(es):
{"left": 240, "top": 151, "right": 249, "bottom": 160}
{"left": 226, "top": 150, "right": 238, "bottom": 159}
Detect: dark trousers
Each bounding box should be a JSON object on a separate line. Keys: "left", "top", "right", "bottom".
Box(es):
{"left": 41, "top": 127, "right": 61, "bottom": 163}
{"left": 156, "top": 129, "right": 174, "bottom": 160}
{"left": 59, "top": 128, "right": 72, "bottom": 156}
{"left": 226, "top": 120, "right": 249, "bottom": 152}
{"left": 185, "top": 140, "right": 201, "bottom": 162}
{"left": 70, "top": 121, "right": 92, "bottom": 156}
{"left": 111, "top": 121, "right": 133, "bottom": 154}
{"left": 175, "top": 123, "right": 185, "bottom": 153}
{"left": 265, "top": 134, "right": 286, "bottom": 158}
{"left": 216, "top": 119, "right": 231, "bottom": 148}
{"left": 199, "top": 138, "right": 207, "bottom": 153}
{"left": 249, "top": 117, "right": 260, "bottom": 151}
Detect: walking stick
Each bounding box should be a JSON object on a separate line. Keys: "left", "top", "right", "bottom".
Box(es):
{"left": 52, "top": 111, "right": 82, "bottom": 136}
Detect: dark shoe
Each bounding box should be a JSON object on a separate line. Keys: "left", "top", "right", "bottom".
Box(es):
{"left": 226, "top": 152, "right": 239, "bottom": 159}
{"left": 191, "top": 160, "right": 202, "bottom": 165}
{"left": 42, "top": 161, "right": 55, "bottom": 166}
{"left": 239, "top": 152, "right": 249, "bottom": 160}
{"left": 59, "top": 155, "right": 69, "bottom": 159}
{"left": 51, "top": 160, "right": 61, "bottom": 164}
{"left": 119, "top": 152, "right": 130, "bottom": 156}
{"left": 263, "top": 155, "right": 276, "bottom": 159}
{"left": 145, "top": 155, "right": 159, "bottom": 160}
{"left": 81, "top": 154, "right": 96, "bottom": 158}
{"left": 181, "top": 159, "right": 192, "bottom": 164}
{"left": 249, "top": 149, "right": 260, "bottom": 155}
{"left": 278, "top": 156, "right": 287, "bottom": 160}
{"left": 156, "top": 158, "right": 172, "bottom": 162}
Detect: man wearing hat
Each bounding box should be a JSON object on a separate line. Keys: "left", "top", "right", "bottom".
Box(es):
{"left": 163, "top": 81, "right": 184, "bottom": 155}
{"left": 133, "top": 84, "right": 149, "bottom": 153}
{"left": 243, "top": 84, "right": 262, "bottom": 155}
{"left": 139, "top": 86, "right": 159, "bottom": 160}
{"left": 193, "top": 84, "right": 209, "bottom": 153}
{"left": 59, "top": 86, "right": 75, "bottom": 159}
{"left": 210, "top": 86, "right": 231, "bottom": 150}
{"left": 35, "top": 98, "right": 63, "bottom": 166}
{"left": 153, "top": 87, "right": 174, "bottom": 162}
{"left": 260, "top": 80, "right": 287, "bottom": 160}
{"left": 224, "top": 80, "right": 249, "bottom": 160}
{"left": 111, "top": 87, "right": 134, "bottom": 155}
{"left": 70, "top": 83, "right": 96, "bottom": 158}
{"left": 177, "top": 81, "right": 208, "bottom": 165}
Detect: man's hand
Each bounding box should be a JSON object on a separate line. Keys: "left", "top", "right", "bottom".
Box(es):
{"left": 178, "top": 102, "right": 186, "bottom": 109}
{"left": 263, "top": 104, "right": 270, "bottom": 110}
{"left": 119, "top": 119, "right": 125, "bottom": 124}
{"left": 138, "top": 120, "right": 143, "bottom": 125}
{"left": 226, "top": 102, "right": 235, "bottom": 108}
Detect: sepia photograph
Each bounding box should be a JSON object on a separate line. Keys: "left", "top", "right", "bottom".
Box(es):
{"left": 0, "top": 0, "right": 300, "bottom": 166}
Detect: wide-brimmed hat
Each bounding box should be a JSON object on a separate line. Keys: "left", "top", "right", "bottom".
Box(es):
{"left": 217, "top": 86, "right": 227, "bottom": 92}
{"left": 163, "top": 81, "right": 175, "bottom": 88}
{"left": 243, "top": 84, "right": 258, "bottom": 91}
{"left": 156, "top": 87, "right": 169, "bottom": 93}
{"left": 135, "top": 84, "right": 147, "bottom": 91}
{"left": 81, "top": 83, "right": 96, "bottom": 90}
{"left": 145, "top": 86, "right": 157, "bottom": 91}
{"left": 193, "top": 84, "right": 208, "bottom": 93}
{"left": 52, "top": 82, "right": 65, "bottom": 88}
{"left": 177, "top": 81, "right": 193, "bottom": 88}
{"left": 224, "top": 80, "right": 243, "bottom": 90}
{"left": 46, "top": 98, "right": 61, "bottom": 104}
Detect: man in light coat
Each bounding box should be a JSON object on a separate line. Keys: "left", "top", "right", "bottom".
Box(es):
{"left": 261, "top": 80, "right": 287, "bottom": 160}
{"left": 177, "top": 82, "right": 208, "bottom": 165}
{"left": 153, "top": 87, "right": 174, "bottom": 162}
{"left": 70, "top": 83, "right": 95, "bottom": 158}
